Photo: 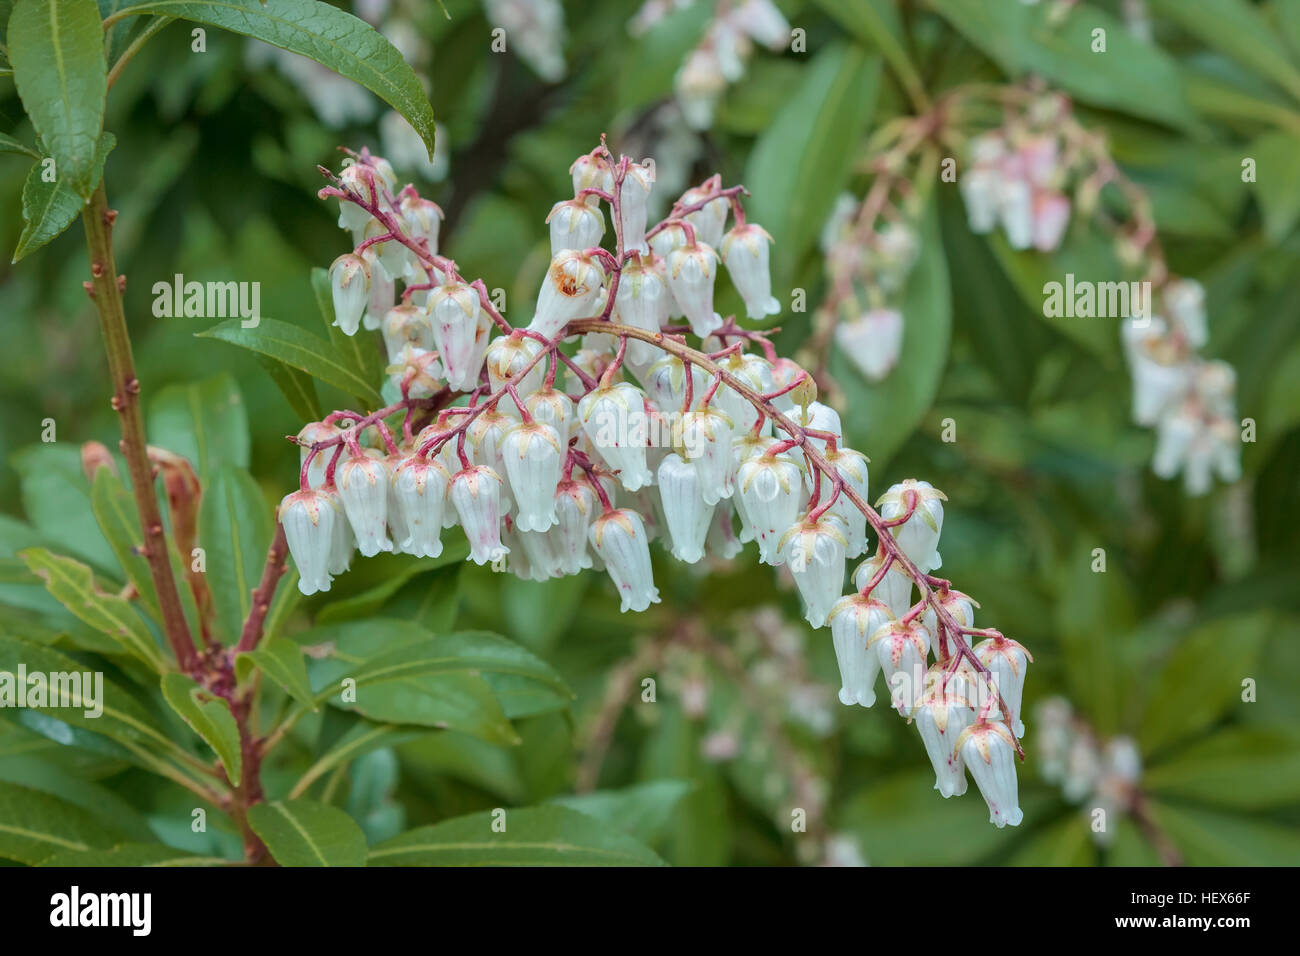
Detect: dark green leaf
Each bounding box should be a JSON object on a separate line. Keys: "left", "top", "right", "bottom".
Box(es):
{"left": 236, "top": 636, "right": 316, "bottom": 709}
{"left": 147, "top": 373, "right": 250, "bottom": 478}
{"left": 369, "top": 805, "right": 666, "bottom": 866}
{"left": 1148, "top": 800, "right": 1300, "bottom": 865}
{"left": 310, "top": 265, "right": 384, "bottom": 400}
{"left": 7, "top": 0, "right": 107, "bottom": 196}
{"left": 1148, "top": 0, "right": 1300, "bottom": 102}
{"left": 160, "top": 673, "right": 242, "bottom": 785}
{"left": 13, "top": 131, "right": 114, "bottom": 261}
{"left": 247, "top": 798, "right": 367, "bottom": 866}
{"left": 545, "top": 780, "right": 692, "bottom": 845}
{"left": 257, "top": 353, "right": 322, "bottom": 421}
{"left": 198, "top": 466, "right": 271, "bottom": 642}
{"left": 38, "top": 843, "right": 230, "bottom": 866}
{"left": 1145, "top": 727, "right": 1300, "bottom": 810}
{"left": 90, "top": 467, "right": 162, "bottom": 626}
{"left": 0, "top": 780, "right": 122, "bottom": 863}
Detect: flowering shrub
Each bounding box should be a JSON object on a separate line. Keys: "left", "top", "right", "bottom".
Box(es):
{"left": 0, "top": 0, "right": 1296, "bottom": 871}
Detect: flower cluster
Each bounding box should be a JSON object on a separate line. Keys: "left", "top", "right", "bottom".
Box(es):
{"left": 959, "top": 93, "right": 1074, "bottom": 254}
{"left": 1121, "top": 280, "right": 1242, "bottom": 495}
{"left": 631, "top": 0, "right": 791, "bottom": 130}
{"left": 1036, "top": 697, "right": 1142, "bottom": 846}
{"left": 817, "top": 194, "right": 919, "bottom": 383}
{"left": 280, "top": 140, "right": 1030, "bottom": 827}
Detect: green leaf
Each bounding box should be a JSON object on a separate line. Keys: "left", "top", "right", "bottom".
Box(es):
{"left": 198, "top": 466, "right": 271, "bottom": 642}
{"left": 90, "top": 468, "right": 162, "bottom": 626}
{"left": 833, "top": 198, "right": 951, "bottom": 469}
{"left": 107, "top": 0, "right": 435, "bottom": 157}
{"left": 310, "top": 265, "right": 384, "bottom": 400}
{"left": 1005, "top": 814, "right": 1096, "bottom": 866}
{"left": 927, "top": 0, "right": 1197, "bottom": 129}
{"left": 1139, "top": 611, "right": 1271, "bottom": 757}
{"left": 813, "top": 0, "right": 925, "bottom": 109}
{"left": 1250, "top": 130, "right": 1300, "bottom": 242}
{"left": 7, "top": 0, "right": 107, "bottom": 197}
{"left": 1145, "top": 727, "right": 1300, "bottom": 810}
{"left": 18, "top": 548, "right": 164, "bottom": 669}
{"left": 745, "top": 43, "right": 881, "bottom": 290}
{"left": 147, "top": 373, "right": 250, "bottom": 479}
{"left": 236, "top": 636, "right": 316, "bottom": 709}
{"left": 0, "top": 781, "right": 121, "bottom": 863}
{"left": 257, "top": 353, "right": 322, "bottom": 421}
{"left": 198, "top": 318, "right": 383, "bottom": 407}
{"left": 38, "top": 843, "right": 230, "bottom": 866}
{"left": 369, "top": 806, "right": 666, "bottom": 866}
{"left": 0, "top": 132, "right": 40, "bottom": 158}
{"left": 247, "top": 798, "right": 367, "bottom": 867}
{"left": 1148, "top": 800, "right": 1300, "bottom": 866}
{"left": 11, "top": 444, "right": 116, "bottom": 573}
{"left": 160, "top": 673, "right": 242, "bottom": 785}
{"left": 13, "top": 131, "right": 114, "bottom": 261}
{"left": 1148, "top": 0, "right": 1300, "bottom": 103}
{"left": 291, "top": 720, "right": 420, "bottom": 799}
{"left": 545, "top": 780, "right": 693, "bottom": 846}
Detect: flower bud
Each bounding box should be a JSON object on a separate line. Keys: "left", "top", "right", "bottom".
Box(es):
{"left": 868, "top": 617, "right": 930, "bottom": 716}
{"left": 449, "top": 464, "right": 509, "bottom": 565}
{"left": 329, "top": 253, "right": 371, "bottom": 336}
{"left": 657, "top": 453, "right": 714, "bottom": 563}
{"left": 666, "top": 241, "right": 723, "bottom": 338}
{"left": 501, "top": 420, "right": 564, "bottom": 532}
{"left": 779, "top": 514, "right": 848, "bottom": 628}
{"left": 337, "top": 454, "right": 394, "bottom": 557}
{"left": 485, "top": 331, "right": 548, "bottom": 396}
{"left": 279, "top": 489, "right": 340, "bottom": 595}
{"left": 957, "top": 721, "right": 1023, "bottom": 828}
{"left": 297, "top": 422, "right": 341, "bottom": 490}
{"left": 570, "top": 151, "right": 614, "bottom": 200}
{"left": 589, "top": 508, "right": 660, "bottom": 612}
{"left": 997, "top": 168, "right": 1033, "bottom": 250}
{"left": 529, "top": 249, "right": 606, "bottom": 340}
{"left": 361, "top": 247, "right": 395, "bottom": 330}
{"left": 381, "top": 303, "right": 435, "bottom": 362}
{"left": 878, "top": 479, "right": 945, "bottom": 572}
{"left": 678, "top": 404, "right": 734, "bottom": 504}
{"left": 546, "top": 198, "right": 605, "bottom": 257}
{"left": 823, "top": 446, "right": 870, "bottom": 558}
{"left": 640, "top": 355, "right": 709, "bottom": 412}
{"left": 553, "top": 478, "right": 598, "bottom": 574}
{"left": 385, "top": 345, "right": 444, "bottom": 399}
{"left": 916, "top": 665, "right": 976, "bottom": 798}
{"left": 400, "top": 193, "right": 443, "bottom": 257}
{"left": 1032, "top": 189, "right": 1071, "bottom": 253}
{"left": 578, "top": 382, "right": 653, "bottom": 491}
{"left": 973, "top": 635, "right": 1031, "bottom": 738}
{"left": 680, "top": 182, "right": 729, "bottom": 247}
{"left": 525, "top": 386, "right": 575, "bottom": 444}
{"left": 1163, "top": 277, "right": 1207, "bottom": 348}
{"left": 618, "top": 161, "right": 656, "bottom": 254}
{"left": 614, "top": 256, "right": 670, "bottom": 366}
{"left": 835, "top": 308, "right": 903, "bottom": 382}
{"left": 391, "top": 455, "right": 451, "bottom": 558}
{"left": 721, "top": 223, "right": 780, "bottom": 319}
{"left": 828, "top": 593, "right": 891, "bottom": 707}
{"left": 737, "top": 449, "right": 803, "bottom": 564}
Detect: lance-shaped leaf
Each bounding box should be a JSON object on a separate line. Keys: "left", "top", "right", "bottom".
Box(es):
{"left": 90, "top": 467, "right": 162, "bottom": 626}
{"left": 236, "top": 636, "right": 316, "bottom": 709}
{"left": 7, "top": 0, "right": 107, "bottom": 197}
{"left": 37, "top": 844, "right": 231, "bottom": 866}
{"left": 198, "top": 466, "right": 271, "bottom": 643}
{"left": 160, "top": 673, "right": 242, "bottom": 785}
{"left": 12, "top": 131, "right": 114, "bottom": 261}
{"left": 105, "top": 0, "right": 435, "bottom": 157}
{"left": 247, "top": 798, "right": 367, "bottom": 867}
{"left": 18, "top": 548, "right": 164, "bottom": 670}
{"left": 0, "top": 132, "right": 40, "bottom": 158}
{"left": 0, "top": 781, "right": 123, "bottom": 864}
{"left": 368, "top": 806, "right": 666, "bottom": 866}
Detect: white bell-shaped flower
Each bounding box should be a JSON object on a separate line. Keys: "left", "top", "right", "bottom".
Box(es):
{"left": 680, "top": 182, "right": 728, "bottom": 247}
{"left": 706, "top": 504, "right": 743, "bottom": 559}
{"left": 958, "top": 721, "right": 1023, "bottom": 828}
{"left": 779, "top": 514, "right": 848, "bottom": 628}
{"left": 279, "top": 489, "right": 340, "bottom": 596}
{"left": 835, "top": 308, "right": 903, "bottom": 382}
{"left": 997, "top": 167, "right": 1033, "bottom": 250}
{"left": 656, "top": 453, "right": 714, "bottom": 563}
{"left": 921, "top": 589, "right": 978, "bottom": 655}
{"left": 614, "top": 256, "right": 669, "bottom": 366}
{"left": 589, "top": 509, "right": 660, "bottom": 612}
{"left": 794, "top": 401, "right": 842, "bottom": 455}
{"left": 327, "top": 491, "right": 354, "bottom": 576}
{"left": 485, "top": 332, "right": 548, "bottom": 396}
{"left": 329, "top": 253, "right": 370, "bottom": 335}
{"left": 721, "top": 223, "right": 780, "bottom": 319}
{"left": 528, "top": 249, "right": 606, "bottom": 340}
{"left": 649, "top": 222, "right": 689, "bottom": 260}
{"left": 570, "top": 151, "right": 614, "bottom": 199}
{"left": 553, "top": 478, "right": 598, "bottom": 574}
{"left": 515, "top": 523, "right": 565, "bottom": 580}
{"left": 297, "top": 422, "right": 341, "bottom": 490}
{"left": 1163, "top": 277, "right": 1207, "bottom": 348}
{"left": 768, "top": 357, "right": 806, "bottom": 414}
{"left": 666, "top": 241, "right": 723, "bottom": 338}
{"left": 852, "top": 551, "right": 914, "bottom": 619}
{"left": 827, "top": 593, "right": 892, "bottom": 707}
{"left": 639, "top": 355, "right": 709, "bottom": 412}
{"left": 678, "top": 405, "right": 733, "bottom": 504}
{"left": 466, "top": 407, "right": 516, "bottom": 510}
{"left": 618, "top": 161, "right": 655, "bottom": 254}
{"left": 578, "top": 382, "right": 653, "bottom": 491}
{"left": 868, "top": 617, "right": 931, "bottom": 717}
{"left": 878, "top": 479, "right": 946, "bottom": 572}
{"left": 429, "top": 281, "right": 485, "bottom": 391}
{"left": 336, "top": 454, "right": 394, "bottom": 557}
{"left": 974, "top": 634, "right": 1032, "bottom": 738}
{"left": 823, "top": 446, "right": 870, "bottom": 558}
{"left": 391, "top": 456, "right": 450, "bottom": 559}
{"left": 1032, "top": 189, "right": 1071, "bottom": 253}
{"left": 546, "top": 198, "right": 605, "bottom": 257}
{"left": 501, "top": 420, "right": 564, "bottom": 532}
{"left": 449, "top": 465, "right": 509, "bottom": 565}
{"left": 524, "top": 386, "right": 575, "bottom": 444}
{"left": 915, "top": 665, "right": 976, "bottom": 798}
{"left": 736, "top": 449, "right": 803, "bottom": 564}
{"left": 713, "top": 353, "right": 774, "bottom": 435}
{"left": 381, "top": 303, "right": 435, "bottom": 362}
{"left": 400, "top": 193, "right": 442, "bottom": 257}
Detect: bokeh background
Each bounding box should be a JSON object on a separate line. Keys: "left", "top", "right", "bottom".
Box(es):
{"left": 2, "top": 0, "right": 1298, "bottom": 865}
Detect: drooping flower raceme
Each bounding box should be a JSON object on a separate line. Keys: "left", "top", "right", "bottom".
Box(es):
{"left": 287, "top": 144, "right": 1030, "bottom": 829}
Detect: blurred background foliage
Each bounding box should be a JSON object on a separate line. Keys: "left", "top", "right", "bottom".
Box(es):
{"left": 1, "top": 0, "right": 1299, "bottom": 866}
